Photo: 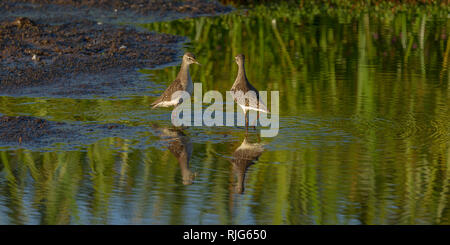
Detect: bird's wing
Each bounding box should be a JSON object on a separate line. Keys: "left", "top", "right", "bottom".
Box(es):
{"left": 248, "top": 83, "right": 269, "bottom": 113}
{"left": 151, "top": 78, "right": 184, "bottom": 106}
{"left": 232, "top": 86, "right": 269, "bottom": 113}
{"left": 257, "top": 97, "right": 269, "bottom": 113}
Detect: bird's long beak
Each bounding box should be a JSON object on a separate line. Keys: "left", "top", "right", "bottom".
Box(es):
{"left": 193, "top": 58, "right": 201, "bottom": 65}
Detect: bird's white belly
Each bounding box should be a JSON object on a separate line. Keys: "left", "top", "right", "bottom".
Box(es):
{"left": 239, "top": 104, "right": 267, "bottom": 113}
{"left": 157, "top": 98, "right": 181, "bottom": 107}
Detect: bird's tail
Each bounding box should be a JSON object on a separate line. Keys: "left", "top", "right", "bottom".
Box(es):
{"left": 151, "top": 101, "right": 160, "bottom": 109}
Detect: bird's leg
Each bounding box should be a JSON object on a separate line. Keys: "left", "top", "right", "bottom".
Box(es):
{"left": 245, "top": 110, "right": 248, "bottom": 131}
{"left": 253, "top": 112, "right": 259, "bottom": 130}
{"left": 248, "top": 112, "right": 260, "bottom": 130}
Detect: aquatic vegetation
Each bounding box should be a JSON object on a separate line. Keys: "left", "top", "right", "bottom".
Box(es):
{"left": 221, "top": 0, "right": 450, "bottom": 24}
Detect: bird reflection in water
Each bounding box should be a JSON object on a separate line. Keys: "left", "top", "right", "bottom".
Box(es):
{"left": 152, "top": 124, "right": 195, "bottom": 185}
{"left": 230, "top": 136, "right": 265, "bottom": 194}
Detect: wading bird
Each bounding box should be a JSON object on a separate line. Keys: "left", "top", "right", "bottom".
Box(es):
{"left": 231, "top": 54, "right": 268, "bottom": 130}
{"left": 151, "top": 52, "right": 200, "bottom": 109}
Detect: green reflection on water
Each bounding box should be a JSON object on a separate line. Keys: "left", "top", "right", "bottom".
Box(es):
{"left": 1, "top": 9, "right": 450, "bottom": 224}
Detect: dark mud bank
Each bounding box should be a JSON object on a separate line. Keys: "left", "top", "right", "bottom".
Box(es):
{"left": 0, "top": 17, "right": 183, "bottom": 97}
{"left": 0, "top": 115, "right": 148, "bottom": 150}
{"left": 0, "top": 0, "right": 232, "bottom": 97}
{"left": 0, "top": 0, "right": 232, "bottom": 22}
{"left": 0, "top": 116, "right": 66, "bottom": 143}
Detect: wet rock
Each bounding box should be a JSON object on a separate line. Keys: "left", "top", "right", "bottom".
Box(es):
{"left": 13, "top": 17, "right": 36, "bottom": 28}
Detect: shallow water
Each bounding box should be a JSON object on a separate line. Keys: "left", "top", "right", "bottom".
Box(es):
{"left": 1, "top": 10, "right": 450, "bottom": 224}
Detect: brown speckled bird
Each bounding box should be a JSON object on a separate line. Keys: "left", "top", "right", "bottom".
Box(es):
{"left": 151, "top": 52, "right": 200, "bottom": 109}
{"left": 231, "top": 54, "right": 268, "bottom": 128}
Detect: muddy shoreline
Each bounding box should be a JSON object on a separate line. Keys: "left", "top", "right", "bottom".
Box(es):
{"left": 0, "top": 116, "right": 66, "bottom": 143}
{"left": 0, "top": 0, "right": 232, "bottom": 97}
{"left": 0, "top": 0, "right": 232, "bottom": 19}
{"left": 0, "top": 115, "right": 150, "bottom": 150}
{"left": 0, "top": 0, "right": 231, "bottom": 147}
{"left": 0, "top": 17, "right": 183, "bottom": 96}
